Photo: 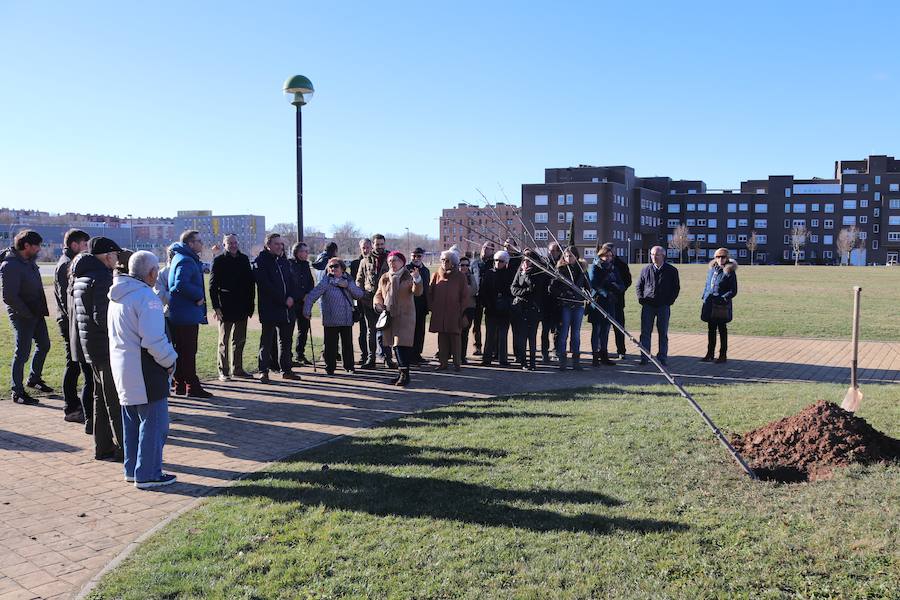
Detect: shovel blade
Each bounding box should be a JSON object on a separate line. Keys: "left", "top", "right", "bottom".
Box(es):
{"left": 841, "top": 387, "right": 863, "bottom": 412}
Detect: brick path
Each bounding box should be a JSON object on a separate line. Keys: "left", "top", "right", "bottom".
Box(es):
{"left": 1, "top": 325, "right": 899, "bottom": 600}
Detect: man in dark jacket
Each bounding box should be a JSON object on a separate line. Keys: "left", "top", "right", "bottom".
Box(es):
{"left": 210, "top": 233, "right": 255, "bottom": 380}
{"left": 601, "top": 242, "right": 633, "bottom": 359}
{"left": 478, "top": 250, "right": 515, "bottom": 366}
{"left": 168, "top": 230, "right": 211, "bottom": 398}
{"left": 311, "top": 241, "right": 338, "bottom": 281}
{"left": 0, "top": 230, "right": 52, "bottom": 405}
{"left": 55, "top": 229, "right": 92, "bottom": 421}
{"left": 539, "top": 241, "right": 563, "bottom": 363}
{"left": 635, "top": 245, "right": 680, "bottom": 366}
{"left": 355, "top": 233, "right": 393, "bottom": 369}
{"left": 349, "top": 238, "right": 371, "bottom": 365}
{"left": 254, "top": 233, "right": 300, "bottom": 382}
{"left": 73, "top": 237, "right": 125, "bottom": 460}
{"left": 408, "top": 247, "right": 430, "bottom": 364}
{"left": 289, "top": 241, "right": 315, "bottom": 365}
{"left": 471, "top": 241, "right": 495, "bottom": 356}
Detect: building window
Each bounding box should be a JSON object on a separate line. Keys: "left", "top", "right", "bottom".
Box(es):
{"left": 739, "top": 249, "right": 748, "bottom": 257}
{"left": 583, "top": 229, "right": 597, "bottom": 241}
{"left": 889, "top": 216, "right": 900, "bottom": 225}
{"left": 583, "top": 193, "right": 598, "bottom": 205}
{"left": 859, "top": 232, "right": 868, "bottom": 240}
{"left": 784, "top": 219, "right": 790, "bottom": 229}
{"left": 756, "top": 188, "right": 766, "bottom": 194}
{"left": 558, "top": 230, "right": 568, "bottom": 241}
{"left": 687, "top": 203, "right": 696, "bottom": 212}
{"left": 698, "top": 203, "right": 707, "bottom": 212}
{"left": 739, "top": 203, "right": 749, "bottom": 211}
{"left": 738, "top": 234, "right": 748, "bottom": 243}
{"left": 535, "top": 195, "right": 548, "bottom": 206}
{"left": 668, "top": 203, "right": 680, "bottom": 213}
{"left": 667, "top": 219, "right": 680, "bottom": 228}
{"left": 812, "top": 203, "right": 820, "bottom": 211}
{"left": 825, "top": 204, "right": 835, "bottom": 213}
{"left": 844, "top": 183, "right": 858, "bottom": 193}
{"left": 793, "top": 204, "right": 806, "bottom": 213}
{"left": 874, "top": 208, "right": 881, "bottom": 217}
{"left": 860, "top": 216, "right": 868, "bottom": 224}
{"left": 708, "top": 203, "right": 717, "bottom": 213}
{"left": 727, "top": 203, "right": 737, "bottom": 213}
{"left": 872, "top": 240, "right": 878, "bottom": 249}
{"left": 583, "top": 212, "right": 597, "bottom": 223}
{"left": 783, "top": 235, "right": 790, "bottom": 244}
{"left": 891, "top": 199, "right": 900, "bottom": 209}
{"left": 566, "top": 212, "right": 574, "bottom": 223}
{"left": 874, "top": 192, "right": 881, "bottom": 201}
{"left": 754, "top": 204, "right": 768, "bottom": 213}
{"left": 785, "top": 188, "right": 792, "bottom": 198}
{"left": 889, "top": 232, "right": 900, "bottom": 242}
{"left": 811, "top": 219, "right": 819, "bottom": 227}
{"left": 842, "top": 216, "right": 857, "bottom": 226}
{"left": 534, "top": 229, "right": 548, "bottom": 240}
{"left": 697, "top": 219, "right": 707, "bottom": 227}
{"left": 875, "top": 176, "right": 881, "bottom": 184}
{"left": 708, "top": 219, "right": 717, "bottom": 228}
{"left": 757, "top": 235, "right": 767, "bottom": 244}
{"left": 824, "top": 219, "right": 834, "bottom": 229}
{"left": 824, "top": 250, "right": 833, "bottom": 259}
{"left": 843, "top": 200, "right": 857, "bottom": 210}
{"left": 566, "top": 194, "right": 574, "bottom": 205}
{"left": 727, "top": 234, "right": 736, "bottom": 243}
{"left": 874, "top": 224, "right": 880, "bottom": 233}
{"left": 792, "top": 219, "right": 806, "bottom": 228}
{"left": 686, "top": 219, "right": 696, "bottom": 227}
{"left": 890, "top": 183, "right": 899, "bottom": 192}
{"left": 557, "top": 212, "right": 566, "bottom": 223}
{"left": 824, "top": 234, "right": 833, "bottom": 245}
{"left": 754, "top": 219, "right": 767, "bottom": 228}
{"left": 811, "top": 234, "right": 819, "bottom": 243}
{"left": 558, "top": 195, "right": 565, "bottom": 205}
{"left": 738, "top": 219, "right": 748, "bottom": 227}
{"left": 727, "top": 219, "right": 737, "bottom": 228}
{"left": 583, "top": 248, "right": 597, "bottom": 259}
{"left": 535, "top": 212, "right": 548, "bottom": 223}
{"left": 708, "top": 234, "right": 717, "bottom": 244}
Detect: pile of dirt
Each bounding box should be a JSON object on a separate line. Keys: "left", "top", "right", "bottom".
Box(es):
{"left": 730, "top": 400, "right": 900, "bottom": 482}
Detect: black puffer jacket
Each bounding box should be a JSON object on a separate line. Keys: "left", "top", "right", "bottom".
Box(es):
{"left": 72, "top": 253, "right": 114, "bottom": 364}
{"left": 0, "top": 247, "right": 49, "bottom": 320}
{"left": 510, "top": 266, "right": 549, "bottom": 317}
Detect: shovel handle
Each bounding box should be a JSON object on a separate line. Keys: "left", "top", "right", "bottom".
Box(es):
{"left": 850, "top": 286, "right": 861, "bottom": 389}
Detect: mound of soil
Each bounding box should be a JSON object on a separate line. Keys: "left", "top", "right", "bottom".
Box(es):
{"left": 730, "top": 400, "right": 900, "bottom": 482}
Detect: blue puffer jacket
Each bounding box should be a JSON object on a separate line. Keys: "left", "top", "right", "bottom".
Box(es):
{"left": 700, "top": 259, "right": 738, "bottom": 323}
{"left": 303, "top": 274, "right": 364, "bottom": 327}
{"left": 587, "top": 258, "right": 624, "bottom": 323}
{"left": 167, "top": 242, "right": 208, "bottom": 326}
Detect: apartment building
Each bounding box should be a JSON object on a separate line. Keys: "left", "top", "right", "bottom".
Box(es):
{"left": 439, "top": 202, "right": 522, "bottom": 254}
{"left": 174, "top": 210, "right": 266, "bottom": 257}
{"left": 520, "top": 155, "right": 900, "bottom": 265}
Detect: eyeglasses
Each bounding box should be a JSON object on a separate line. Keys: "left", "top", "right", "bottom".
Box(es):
{"left": 328, "top": 265, "right": 341, "bottom": 269}
{"left": 715, "top": 255, "right": 727, "bottom": 259}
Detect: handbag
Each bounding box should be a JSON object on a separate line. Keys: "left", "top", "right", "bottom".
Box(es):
{"left": 709, "top": 301, "right": 730, "bottom": 322}
{"left": 375, "top": 309, "right": 391, "bottom": 330}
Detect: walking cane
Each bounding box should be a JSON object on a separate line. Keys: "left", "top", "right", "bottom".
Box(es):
{"left": 308, "top": 318, "right": 318, "bottom": 373}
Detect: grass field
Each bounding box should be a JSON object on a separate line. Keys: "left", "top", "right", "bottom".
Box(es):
{"left": 88, "top": 382, "right": 900, "bottom": 599}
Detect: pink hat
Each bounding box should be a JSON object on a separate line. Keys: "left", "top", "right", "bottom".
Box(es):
{"left": 387, "top": 250, "right": 406, "bottom": 265}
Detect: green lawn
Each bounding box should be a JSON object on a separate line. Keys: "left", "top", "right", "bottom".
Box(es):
{"left": 622, "top": 264, "right": 900, "bottom": 341}
{"left": 88, "top": 383, "right": 899, "bottom": 599}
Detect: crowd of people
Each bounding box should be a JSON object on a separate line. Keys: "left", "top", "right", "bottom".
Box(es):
{"left": 0, "top": 227, "right": 740, "bottom": 489}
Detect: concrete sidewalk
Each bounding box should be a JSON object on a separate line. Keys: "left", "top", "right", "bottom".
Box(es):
{"left": 1, "top": 330, "right": 898, "bottom": 599}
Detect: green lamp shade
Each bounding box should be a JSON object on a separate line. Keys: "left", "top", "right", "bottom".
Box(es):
{"left": 284, "top": 75, "right": 314, "bottom": 94}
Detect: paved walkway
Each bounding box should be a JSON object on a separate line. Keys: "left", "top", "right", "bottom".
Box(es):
{"left": 1, "top": 327, "right": 899, "bottom": 600}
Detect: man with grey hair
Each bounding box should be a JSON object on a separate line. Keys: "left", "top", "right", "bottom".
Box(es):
{"left": 108, "top": 250, "right": 178, "bottom": 488}
{"left": 210, "top": 233, "right": 254, "bottom": 380}
{"left": 635, "top": 245, "right": 680, "bottom": 366}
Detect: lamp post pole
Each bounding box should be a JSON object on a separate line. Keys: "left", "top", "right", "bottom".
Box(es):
{"left": 405, "top": 227, "right": 410, "bottom": 257}
{"left": 128, "top": 214, "right": 134, "bottom": 248}
{"left": 627, "top": 237, "right": 631, "bottom": 264}
{"left": 284, "top": 75, "right": 314, "bottom": 244}
{"left": 295, "top": 105, "right": 303, "bottom": 243}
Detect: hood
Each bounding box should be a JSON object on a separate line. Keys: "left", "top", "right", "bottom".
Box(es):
{"left": 72, "top": 252, "right": 107, "bottom": 277}
{"left": 709, "top": 258, "right": 738, "bottom": 273}
{"left": 0, "top": 247, "right": 26, "bottom": 265}
{"left": 109, "top": 274, "right": 151, "bottom": 303}
{"left": 171, "top": 242, "right": 199, "bottom": 261}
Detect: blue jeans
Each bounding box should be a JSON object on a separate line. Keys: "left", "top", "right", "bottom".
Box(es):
{"left": 557, "top": 305, "right": 585, "bottom": 357}
{"left": 640, "top": 304, "right": 671, "bottom": 362}
{"left": 122, "top": 399, "right": 170, "bottom": 483}
{"left": 9, "top": 315, "right": 50, "bottom": 394}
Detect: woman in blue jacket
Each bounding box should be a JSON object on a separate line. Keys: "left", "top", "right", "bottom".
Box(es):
{"left": 701, "top": 248, "right": 738, "bottom": 363}
{"left": 587, "top": 246, "right": 625, "bottom": 366}
{"left": 303, "top": 258, "right": 364, "bottom": 375}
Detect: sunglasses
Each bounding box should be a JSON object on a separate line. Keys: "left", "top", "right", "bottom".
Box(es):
{"left": 716, "top": 255, "right": 727, "bottom": 259}
{"left": 328, "top": 265, "right": 341, "bottom": 269}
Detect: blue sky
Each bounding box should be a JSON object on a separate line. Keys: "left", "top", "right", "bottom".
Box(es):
{"left": 1, "top": 1, "right": 897, "bottom": 238}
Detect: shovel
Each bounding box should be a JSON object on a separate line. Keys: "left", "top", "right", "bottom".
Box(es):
{"left": 841, "top": 286, "right": 863, "bottom": 412}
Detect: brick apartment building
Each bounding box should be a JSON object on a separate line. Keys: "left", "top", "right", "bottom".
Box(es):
{"left": 519, "top": 155, "right": 900, "bottom": 265}
{"left": 439, "top": 202, "right": 523, "bottom": 254}
{"left": 174, "top": 210, "right": 266, "bottom": 257}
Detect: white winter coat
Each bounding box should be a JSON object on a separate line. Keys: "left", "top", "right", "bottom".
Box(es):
{"left": 108, "top": 274, "right": 178, "bottom": 406}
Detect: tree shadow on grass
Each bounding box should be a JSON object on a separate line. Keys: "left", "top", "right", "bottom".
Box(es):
{"left": 228, "top": 468, "right": 687, "bottom": 535}
{"left": 310, "top": 434, "right": 508, "bottom": 468}
{"left": 392, "top": 409, "right": 566, "bottom": 429}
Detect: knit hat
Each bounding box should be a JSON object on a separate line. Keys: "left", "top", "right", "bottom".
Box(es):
{"left": 387, "top": 250, "right": 406, "bottom": 265}
{"left": 89, "top": 237, "right": 122, "bottom": 256}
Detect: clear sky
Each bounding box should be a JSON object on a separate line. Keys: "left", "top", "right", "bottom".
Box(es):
{"left": 2, "top": 1, "right": 898, "bottom": 238}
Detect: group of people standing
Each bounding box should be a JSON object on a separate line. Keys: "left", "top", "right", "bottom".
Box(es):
{"left": 1, "top": 226, "right": 740, "bottom": 487}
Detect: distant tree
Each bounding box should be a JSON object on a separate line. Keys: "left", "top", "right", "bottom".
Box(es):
{"left": 746, "top": 231, "right": 759, "bottom": 266}
{"left": 668, "top": 225, "right": 690, "bottom": 264}
{"left": 331, "top": 221, "right": 363, "bottom": 257}
{"left": 790, "top": 225, "right": 808, "bottom": 266}
{"left": 271, "top": 222, "right": 298, "bottom": 247}
{"left": 836, "top": 226, "right": 859, "bottom": 265}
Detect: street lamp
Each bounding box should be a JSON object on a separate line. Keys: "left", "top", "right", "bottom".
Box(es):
{"left": 127, "top": 213, "right": 134, "bottom": 248}
{"left": 283, "top": 74, "right": 315, "bottom": 242}
{"left": 626, "top": 236, "right": 631, "bottom": 264}
{"left": 405, "top": 227, "right": 410, "bottom": 257}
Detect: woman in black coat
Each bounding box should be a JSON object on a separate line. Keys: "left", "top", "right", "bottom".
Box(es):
{"left": 700, "top": 247, "right": 738, "bottom": 363}
{"left": 510, "top": 252, "right": 547, "bottom": 371}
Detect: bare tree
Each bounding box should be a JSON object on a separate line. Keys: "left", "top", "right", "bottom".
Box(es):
{"left": 746, "top": 231, "right": 759, "bottom": 266}
{"left": 790, "top": 225, "right": 808, "bottom": 266}
{"left": 836, "top": 226, "right": 859, "bottom": 265}
{"left": 668, "top": 225, "right": 690, "bottom": 264}
{"left": 331, "top": 221, "right": 363, "bottom": 257}
{"left": 271, "top": 222, "right": 298, "bottom": 247}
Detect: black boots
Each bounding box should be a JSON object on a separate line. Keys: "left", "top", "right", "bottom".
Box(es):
{"left": 572, "top": 353, "right": 583, "bottom": 371}
{"left": 715, "top": 353, "right": 727, "bottom": 364}
{"left": 394, "top": 367, "right": 410, "bottom": 386}
{"left": 592, "top": 352, "right": 600, "bottom": 367}
{"left": 599, "top": 350, "right": 615, "bottom": 366}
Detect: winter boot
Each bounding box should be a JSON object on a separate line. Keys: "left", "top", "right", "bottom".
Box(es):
{"left": 715, "top": 352, "right": 727, "bottom": 364}
{"left": 384, "top": 354, "right": 396, "bottom": 369}
{"left": 592, "top": 352, "right": 600, "bottom": 367}
{"left": 395, "top": 368, "right": 411, "bottom": 387}
{"left": 600, "top": 350, "right": 616, "bottom": 366}
{"left": 558, "top": 353, "right": 567, "bottom": 371}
